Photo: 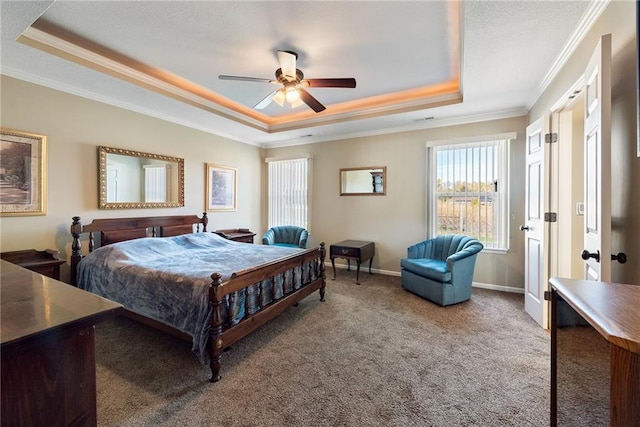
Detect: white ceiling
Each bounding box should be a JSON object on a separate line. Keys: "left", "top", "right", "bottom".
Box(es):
{"left": 1, "top": 1, "right": 601, "bottom": 147}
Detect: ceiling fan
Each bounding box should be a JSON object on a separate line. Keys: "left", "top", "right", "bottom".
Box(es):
{"left": 219, "top": 50, "right": 356, "bottom": 113}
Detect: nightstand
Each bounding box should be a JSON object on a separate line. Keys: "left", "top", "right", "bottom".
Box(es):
{"left": 330, "top": 240, "right": 375, "bottom": 284}
{"left": 214, "top": 229, "right": 256, "bottom": 243}
{"left": 1, "top": 249, "right": 66, "bottom": 280}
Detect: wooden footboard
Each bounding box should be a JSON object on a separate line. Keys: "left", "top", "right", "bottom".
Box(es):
{"left": 208, "top": 244, "right": 326, "bottom": 382}
{"left": 69, "top": 214, "right": 326, "bottom": 382}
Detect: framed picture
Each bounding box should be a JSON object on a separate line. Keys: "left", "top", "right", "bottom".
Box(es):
{"left": 205, "top": 163, "right": 237, "bottom": 211}
{"left": 0, "top": 129, "right": 47, "bottom": 216}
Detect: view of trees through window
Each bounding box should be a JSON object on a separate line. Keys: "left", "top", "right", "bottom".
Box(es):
{"left": 434, "top": 143, "right": 502, "bottom": 248}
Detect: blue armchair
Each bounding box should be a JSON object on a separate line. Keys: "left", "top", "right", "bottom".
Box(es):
{"left": 262, "top": 225, "right": 309, "bottom": 249}
{"left": 400, "top": 235, "right": 484, "bottom": 306}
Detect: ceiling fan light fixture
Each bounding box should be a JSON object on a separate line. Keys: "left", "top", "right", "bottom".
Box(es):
{"left": 290, "top": 97, "right": 304, "bottom": 108}
{"left": 272, "top": 90, "right": 286, "bottom": 106}
{"left": 285, "top": 86, "right": 300, "bottom": 103}
{"left": 219, "top": 49, "right": 355, "bottom": 113}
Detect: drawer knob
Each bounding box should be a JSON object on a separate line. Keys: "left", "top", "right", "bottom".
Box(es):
{"left": 341, "top": 249, "right": 349, "bottom": 254}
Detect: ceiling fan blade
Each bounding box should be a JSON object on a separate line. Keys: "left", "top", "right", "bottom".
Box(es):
{"left": 304, "top": 78, "right": 356, "bottom": 88}
{"left": 298, "top": 88, "right": 326, "bottom": 113}
{"left": 254, "top": 89, "right": 280, "bottom": 109}
{"left": 277, "top": 50, "right": 298, "bottom": 81}
{"left": 218, "top": 75, "right": 275, "bottom": 83}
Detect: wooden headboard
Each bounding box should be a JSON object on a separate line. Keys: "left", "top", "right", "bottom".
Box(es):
{"left": 70, "top": 213, "right": 208, "bottom": 285}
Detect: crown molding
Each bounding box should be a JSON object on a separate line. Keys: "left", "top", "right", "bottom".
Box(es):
{"left": 0, "top": 67, "right": 259, "bottom": 146}
{"left": 18, "top": 24, "right": 270, "bottom": 132}
{"left": 528, "top": 0, "right": 610, "bottom": 109}
{"left": 263, "top": 107, "right": 527, "bottom": 149}
{"left": 18, "top": 18, "right": 462, "bottom": 135}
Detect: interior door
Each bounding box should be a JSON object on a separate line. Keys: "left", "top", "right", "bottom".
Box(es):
{"left": 582, "top": 34, "right": 612, "bottom": 281}
{"left": 523, "top": 115, "right": 550, "bottom": 328}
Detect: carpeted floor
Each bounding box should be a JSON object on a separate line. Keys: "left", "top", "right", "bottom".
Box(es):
{"left": 94, "top": 272, "right": 553, "bottom": 426}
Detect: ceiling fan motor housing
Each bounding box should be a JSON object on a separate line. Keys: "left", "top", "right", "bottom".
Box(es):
{"left": 275, "top": 68, "right": 304, "bottom": 83}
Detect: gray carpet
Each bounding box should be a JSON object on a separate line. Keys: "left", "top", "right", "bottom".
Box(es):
{"left": 95, "top": 272, "right": 552, "bottom": 426}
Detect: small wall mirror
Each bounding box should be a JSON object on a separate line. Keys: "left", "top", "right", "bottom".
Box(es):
{"left": 340, "top": 166, "right": 386, "bottom": 196}
{"left": 98, "top": 146, "right": 184, "bottom": 209}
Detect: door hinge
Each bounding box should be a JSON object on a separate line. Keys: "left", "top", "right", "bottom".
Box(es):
{"left": 544, "top": 212, "right": 557, "bottom": 222}
{"left": 545, "top": 133, "right": 558, "bottom": 144}
{"left": 544, "top": 291, "right": 552, "bottom": 301}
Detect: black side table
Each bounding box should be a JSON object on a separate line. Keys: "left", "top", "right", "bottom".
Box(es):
{"left": 330, "top": 240, "right": 375, "bottom": 284}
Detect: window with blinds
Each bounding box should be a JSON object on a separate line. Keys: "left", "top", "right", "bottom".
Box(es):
{"left": 427, "top": 136, "right": 511, "bottom": 251}
{"left": 266, "top": 156, "right": 310, "bottom": 229}
{"left": 144, "top": 164, "right": 168, "bottom": 203}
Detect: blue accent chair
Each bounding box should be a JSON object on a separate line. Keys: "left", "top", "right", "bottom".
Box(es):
{"left": 262, "top": 226, "right": 309, "bottom": 249}
{"left": 400, "top": 235, "right": 484, "bottom": 306}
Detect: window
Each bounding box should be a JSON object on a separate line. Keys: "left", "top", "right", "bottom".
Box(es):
{"left": 265, "top": 156, "right": 311, "bottom": 229}
{"left": 143, "top": 164, "right": 168, "bottom": 203}
{"left": 427, "top": 134, "right": 512, "bottom": 251}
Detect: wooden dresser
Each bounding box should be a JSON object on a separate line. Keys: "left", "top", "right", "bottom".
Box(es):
{"left": 214, "top": 228, "right": 256, "bottom": 243}
{"left": 1, "top": 260, "right": 122, "bottom": 427}
{"left": 549, "top": 277, "right": 640, "bottom": 427}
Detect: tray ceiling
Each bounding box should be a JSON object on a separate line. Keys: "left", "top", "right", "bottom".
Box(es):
{"left": 1, "top": 1, "right": 598, "bottom": 147}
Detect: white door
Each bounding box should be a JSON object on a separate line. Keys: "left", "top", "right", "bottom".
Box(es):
{"left": 582, "top": 34, "right": 612, "bottom": 281}
{"left": 523, "top": 115, "right": 550, "bottom": 328}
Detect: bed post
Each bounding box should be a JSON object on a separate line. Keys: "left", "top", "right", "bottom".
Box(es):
{"left": 202, "top": 212, "right": 208, "bottom": 232}
{"left": 70, "top": 216, "right": 82, "bottom": 286}
{"left": 209, "top": 272, "right": 223, "bottom": 382}
{"left": 319, "top": 242, "right": 326, "bottom": 302}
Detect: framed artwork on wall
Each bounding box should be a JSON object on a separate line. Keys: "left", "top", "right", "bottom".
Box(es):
{"left": 0, "top": 129, "right": 47, "bottom": 216}
{"left": 205, "top": 163, "right": 237, "bottom": 211}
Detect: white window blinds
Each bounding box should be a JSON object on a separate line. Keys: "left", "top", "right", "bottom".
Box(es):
{"left": 266, "top": 156, "right": 310, "bottom": 229}
{"left": 427, "top": 136, "right": 511, "bottom": 251}
{"left": 144, "top": 164, "right": 168, "bottom": 203}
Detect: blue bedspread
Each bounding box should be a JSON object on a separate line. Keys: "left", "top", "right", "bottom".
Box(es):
{"left": 76, "top": 232, "right": 304, "bottom": 362}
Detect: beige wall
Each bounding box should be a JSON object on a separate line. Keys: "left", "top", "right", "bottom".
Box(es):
{"left": 265, "top": 116, "right": 528, "bottom": 290}
{"left": 0, "top": 76, "right": 264, "bottom": 281}
{"left": 528, "top": 0, "right": 639, "bottom": 285}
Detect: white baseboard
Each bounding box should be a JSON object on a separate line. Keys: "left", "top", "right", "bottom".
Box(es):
{"left": 330, "top": 263, "right": 524, "bottom": 294}
{"left": 329, "top": 263, "right": 400, "bottom": 277}
{"left": 472, "top": 282, "right": 524, "bottom": 294}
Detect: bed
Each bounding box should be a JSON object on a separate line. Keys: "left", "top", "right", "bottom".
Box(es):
{"left": 69, "top": 213, "right": 326, "bottom": 382}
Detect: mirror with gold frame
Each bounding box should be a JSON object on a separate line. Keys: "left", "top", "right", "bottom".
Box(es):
{"left": 98, "top": 146, "right": 184, "bottom": 209}
{"left": 340, "top": 166, "right": 386, "bottom": 196}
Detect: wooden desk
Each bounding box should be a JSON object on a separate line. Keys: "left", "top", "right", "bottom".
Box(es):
{"left": 214, "top": 228, "right": 256, "bottom": 243}
{"left": 330, "top": 240, "right": 375, "bottom": 284}
{"left": 549, "top": 277, "right": 640, "bottom": 427}
{"left": 1, "top": 249, "right": 66, "bottom": 280}
{"left": 1, "top": 260, "right": 122, "bottom": 427}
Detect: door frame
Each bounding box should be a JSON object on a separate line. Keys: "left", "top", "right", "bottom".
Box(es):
{"left": 531, "top": 77, "right": 586, "bottom": 328}
{"left": 550, "top": 77, "right": 586, "bottom": 282}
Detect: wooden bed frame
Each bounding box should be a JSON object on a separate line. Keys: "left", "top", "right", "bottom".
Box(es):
{"left": 70, "top": 213, "right": 326, "bottom": 382}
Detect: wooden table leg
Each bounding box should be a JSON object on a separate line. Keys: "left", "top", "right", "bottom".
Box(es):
{"left": 331, "top": 257, "right": 336, "bottom": 280}
{"left": 356, "top": 261, "right": 361, "bottom": 285}
{"left": 368, "top": 257, "right": 373, "bottom": 274}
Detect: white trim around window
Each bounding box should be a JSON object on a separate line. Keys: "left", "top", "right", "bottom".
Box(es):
{"left": 426, "top": 133, "right": 514, "bottom": 253}
{"left": 265, "top": 155, "right": 312, "bottom": 230}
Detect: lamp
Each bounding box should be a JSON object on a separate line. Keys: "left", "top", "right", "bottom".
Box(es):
{"left": 271, "top": 83, "right": 302, "bottom": 109}
{"left": 272, "top": 89, "right": 286, "bottom": 107}
{"left": 285, "top": 86, "right": 300, "bottom": 103}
